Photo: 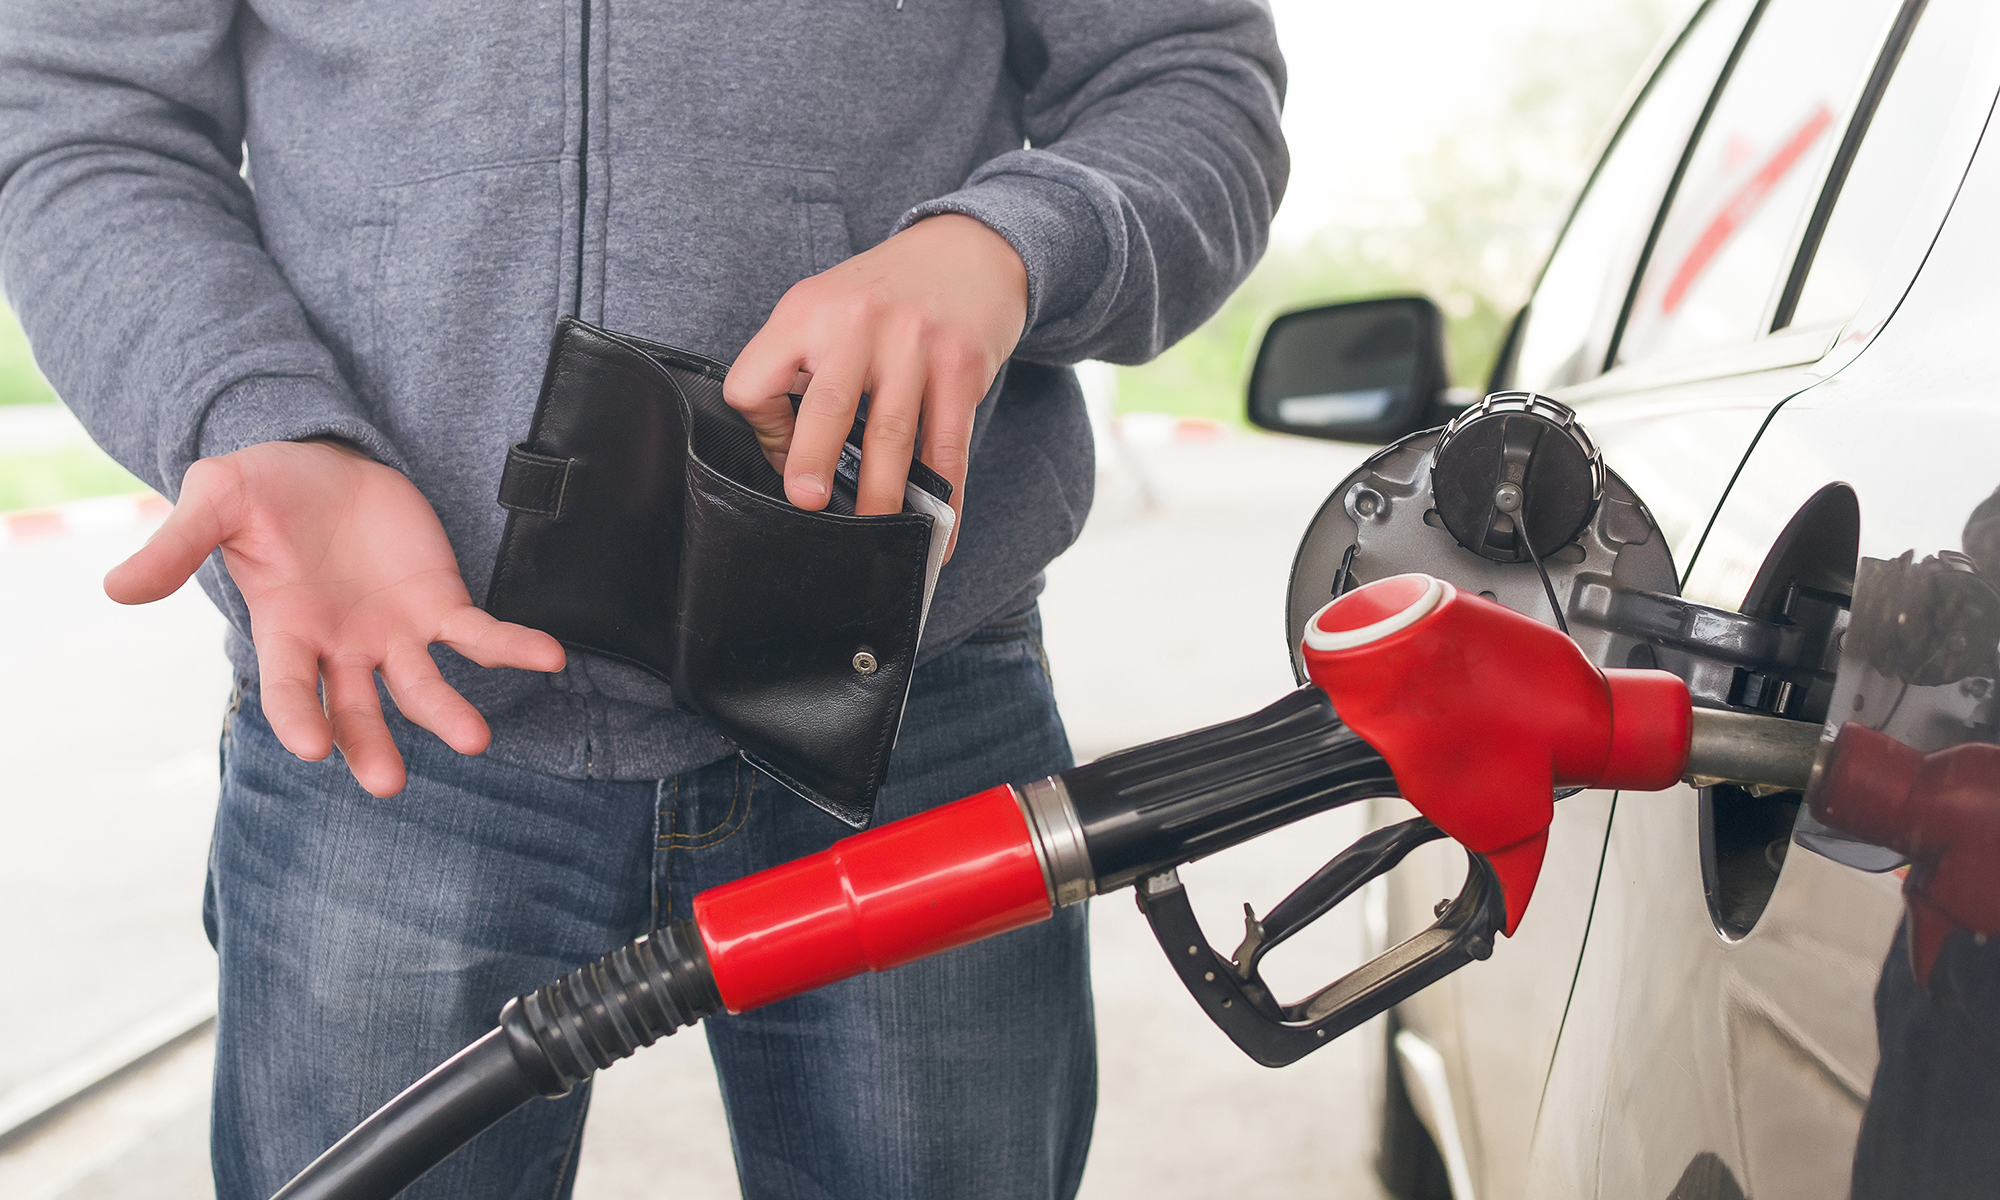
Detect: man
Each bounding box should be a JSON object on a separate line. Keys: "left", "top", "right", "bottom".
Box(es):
{"left": 0, "top": 3, "right": 1286, "bottom": 1197}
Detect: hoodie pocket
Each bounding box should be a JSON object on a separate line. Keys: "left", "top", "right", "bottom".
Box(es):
{"left": 601, "top": 157, "right": 851, "bottom": 359}
{"left": 356, "top": 159, "right": 571, "bottom": 571}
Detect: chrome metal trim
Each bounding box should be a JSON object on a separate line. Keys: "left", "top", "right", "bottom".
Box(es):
{"left": 1685, "top": 707, "right": 1823, "bottom": 793}
{"left": 1015, "top": 776, "right": 1097, "bottom": 908}
{"left": 1395, "top": 1028, "right": 1480, "bottom": 1200}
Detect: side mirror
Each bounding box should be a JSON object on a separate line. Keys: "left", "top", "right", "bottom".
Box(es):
{"left": 1246, "top": 296, "right": 1450, "bottom": 444}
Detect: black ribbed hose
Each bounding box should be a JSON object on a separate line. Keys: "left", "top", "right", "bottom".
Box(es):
{"left": 270, "top": 922, "right": 721, "bottom": 1200}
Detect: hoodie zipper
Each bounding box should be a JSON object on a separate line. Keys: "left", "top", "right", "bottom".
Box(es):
{"left": 573, "top": 0, "right": 591, "bottom": 319}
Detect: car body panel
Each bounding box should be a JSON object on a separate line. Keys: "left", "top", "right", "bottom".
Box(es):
{"left": 1536, "top": 15, "right": 2000, "bottom": 1192}
{"left": 1443, "top": 790, "right": 1616, "bottom": 1200}
{"left": 1375, "top": 0, "right": 2000, "bottom": 1194}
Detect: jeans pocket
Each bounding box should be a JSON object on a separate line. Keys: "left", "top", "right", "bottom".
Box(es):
{"left": 959, "top": 605, "right": 1053, "bottom": 687}
{"left": 658, "top": 757, "right": 758, "bottom": 851}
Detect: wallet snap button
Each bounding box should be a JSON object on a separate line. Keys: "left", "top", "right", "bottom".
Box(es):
{"left": 851, "top": 650, "right": 879, "bottom": 675}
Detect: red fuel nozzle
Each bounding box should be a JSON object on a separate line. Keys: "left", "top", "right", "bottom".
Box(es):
{"left": 1300, "top": 573, "right": 1692, "bottom": 934}
{"left": 1812, "top": 724, "right": 2000, "bottom": 985}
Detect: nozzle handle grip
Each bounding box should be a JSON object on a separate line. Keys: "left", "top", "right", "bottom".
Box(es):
{"left": 1061, "top": 687, "right": 1398, "bottom": 894}
{"left": 1135, "top": 817, "right": 1506, "bottom": 1067}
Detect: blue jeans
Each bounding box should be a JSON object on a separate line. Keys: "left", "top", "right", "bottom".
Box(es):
{"left": 205, "top": 610, "right": 1095, "bottom": 1200}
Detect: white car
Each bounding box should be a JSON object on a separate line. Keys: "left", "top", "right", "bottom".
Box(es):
{"left": 1244, "top": 0, "right": 2000, "bottom": 1196}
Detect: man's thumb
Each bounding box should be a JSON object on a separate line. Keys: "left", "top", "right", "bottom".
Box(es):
{"left": 105, "top": 476, "right": 229, "bottom": 605}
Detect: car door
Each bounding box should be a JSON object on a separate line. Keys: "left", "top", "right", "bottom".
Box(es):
{"left": 1526, "top": 2, "right": 2000, "bottom": 1197}
{"left": 1377, "top": 5, "right": 1761, "bottom": 1196}
{"left": 1382, "top": 1, "right": 2000, "bottom": 1196}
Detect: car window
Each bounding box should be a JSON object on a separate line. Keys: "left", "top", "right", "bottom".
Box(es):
{"left": 1511, "top": 0, "right": 1753, "bottom": 393}
{"left": 1615, "top": 0, "right": 1906, "bottom": 368}
{"left": 1782, "top": 0, "right": 1981, "bottom": 331}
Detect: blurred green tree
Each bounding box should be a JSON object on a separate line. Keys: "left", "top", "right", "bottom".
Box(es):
{"left": 1115, "top": 0, "right": 1682, "bottom": 420}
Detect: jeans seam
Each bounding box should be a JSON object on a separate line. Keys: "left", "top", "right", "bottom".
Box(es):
{"left": 222, "top": 676, "right": 247, "bottom": 752}
{"left": 1027, "top": 624, "right": 1053, "bottom": 687}
{"left": 650, "top": 779, "right": 666, "bottom": 930}
{"left": 662, "top": 760, "right": 755, "bottom": 850}
{"left": 655, "top": 774, "right": 680, "bottom": 844}
{"left": 549, "top": 1083, "right": 590, "bottom": 1200}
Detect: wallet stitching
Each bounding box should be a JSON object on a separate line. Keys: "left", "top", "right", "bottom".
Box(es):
{"left": 746, "top": 753, "right": 869, "bottom": 827}
{"left": 541, "top": 453, "right": 573, "bottom": 518}
{"left": 486, "top": 322, "right": 579, "bottom": 609}
{"left": 550, "top": 457, "right": 571, "bottom": 517}
{"left": 599, "top": 325, "right": 731, "bottom": 384}
{"left": 527, "top": 320, "right": 579, "bottom": 447}
{"left": 855, "top": 522, "right": 931, "bottom": 801}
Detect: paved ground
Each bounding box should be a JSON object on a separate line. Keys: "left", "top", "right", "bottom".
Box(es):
{"left": 0, "top": 411, "right": 1390, "bottom": 1199}
{"left": 0, "top": 515, "right": 229, "bottom": 1103}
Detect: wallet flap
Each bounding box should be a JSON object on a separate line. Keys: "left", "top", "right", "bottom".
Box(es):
{"left": 675, "top": 453, "right": 933, "bottom": 825}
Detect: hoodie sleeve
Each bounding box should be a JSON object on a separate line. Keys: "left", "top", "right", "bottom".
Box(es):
{"left": 895, "top": 0, "right": 1288, "bottom": 367}
{"left": 0, "top": 0, "right": 404, "bottom": 498}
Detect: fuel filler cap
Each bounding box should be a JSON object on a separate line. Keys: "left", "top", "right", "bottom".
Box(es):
{"left": 1431, "top": 392, "right": 1604, "bottom": 564}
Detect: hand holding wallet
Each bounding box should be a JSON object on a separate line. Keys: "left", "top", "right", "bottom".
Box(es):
{"left": 484, "top": 318, "right": 953, "bottom": 827}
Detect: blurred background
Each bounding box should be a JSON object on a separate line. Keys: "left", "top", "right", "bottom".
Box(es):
{"left": 0, "top": 1, "right": 1692, "bottom": 1196}
{"left": 0, "top": 0, "right": 1687, "bottom": 498}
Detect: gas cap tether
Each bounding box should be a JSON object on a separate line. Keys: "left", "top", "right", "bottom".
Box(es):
{"left": 1431, "top": 392, "right": 1604, "bottom": 566}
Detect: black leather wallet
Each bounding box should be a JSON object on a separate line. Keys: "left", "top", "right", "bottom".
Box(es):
{"left": 484, "top": 318, "right": 953, "bottom": 827}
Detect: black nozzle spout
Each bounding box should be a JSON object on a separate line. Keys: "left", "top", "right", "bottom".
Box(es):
{"left": 271, "top": 922, "right": 721, "bottom": 1200}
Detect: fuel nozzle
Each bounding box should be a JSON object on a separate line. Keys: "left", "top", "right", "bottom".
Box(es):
{"left": 269, "top": 691, "right": 1401, "bottom": 1199}
{"left": 1300, "top": 573, "right": 1689, "bottom": 932}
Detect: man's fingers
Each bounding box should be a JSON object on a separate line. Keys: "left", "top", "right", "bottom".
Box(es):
{"left": 856, "top": 341, "right": 926, "bottom": 516}
{"left": 323, "top": 662, "right": 405, "bottom": 798}
{"left": 786, "top": 356, "right": 868, "bottom": 512}
{"left": 256, "top": 631, "right": 334, "bottom": 763}
{"left": 437, "top": 607, "right": 566, "bottom": 672}
{"left": 724, "top": 332, "right": 810, "bottom": 467}
{"left": 919, "top": 355, "right": 984, "bottom": 561}
{"left": 104, "top": 473, "right": 231, "bottom": 605}
{"left": 382, "top": 642, "right": 490, "bottom": 756}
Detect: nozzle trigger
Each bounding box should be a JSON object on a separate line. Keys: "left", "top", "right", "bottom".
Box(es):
{"left": 1137, "top": 818, "right": 1507, "bottom": 1067}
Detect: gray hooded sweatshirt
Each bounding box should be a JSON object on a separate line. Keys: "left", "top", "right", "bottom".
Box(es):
{"left": 0, "top": 0, "right": 1287, "bottom": 781}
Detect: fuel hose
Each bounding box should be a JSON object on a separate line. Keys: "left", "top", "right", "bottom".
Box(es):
{"left": 270, "top": 686, "right": 1389, "bottom": 1200}
{"left": 270, "top": 924, "right": 720, "bottom": 1200}
{"left": 273, "top": 571, "right": 1817, "bottom": 1200}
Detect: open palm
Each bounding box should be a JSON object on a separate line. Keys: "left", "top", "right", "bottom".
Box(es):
{"left": 105, "top": 439, "right": 565, "bottom": 797}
